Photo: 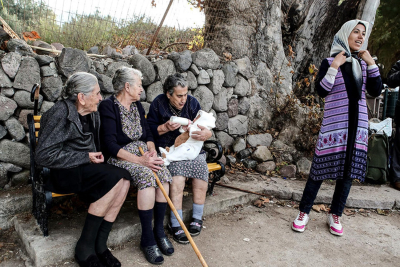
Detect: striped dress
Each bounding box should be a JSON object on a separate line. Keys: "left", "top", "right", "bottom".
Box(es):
{"left": 309, "top": 57, "right": 381, "bottom": 181}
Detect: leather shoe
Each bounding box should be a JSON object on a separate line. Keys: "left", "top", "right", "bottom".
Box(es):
{"left": 75, "top": 254, "right": 105, "bottom": 267}
{"left": 156, "top": 236, "right": 174, "bottom": 256}
{"left": 140, "top": 244, "right": 164, "bottom": 265}
{"left": 97, "top": 249, "right": 121, "bottom": 267}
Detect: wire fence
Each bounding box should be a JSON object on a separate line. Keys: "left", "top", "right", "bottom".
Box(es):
{"left": 0, "top": 0, "right": 218, "bottom": 53}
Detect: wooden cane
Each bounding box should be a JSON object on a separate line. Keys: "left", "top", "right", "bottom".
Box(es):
{"left": 139, "top": 147, "right": 208, "bottom": 267}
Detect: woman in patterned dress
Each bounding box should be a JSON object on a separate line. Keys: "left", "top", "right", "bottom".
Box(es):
{"left": 147, "top": 73, "right": 212, "bottom": 244}
{"left": 98, "top": 67, "right": 173, "bottom": 265}
{"left": 291, "top": 20, "right": 382, "bottom": 236}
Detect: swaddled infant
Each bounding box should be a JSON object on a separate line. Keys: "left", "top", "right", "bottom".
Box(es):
{"left": 159, "top": 110, "right": 216, "bottom": 166}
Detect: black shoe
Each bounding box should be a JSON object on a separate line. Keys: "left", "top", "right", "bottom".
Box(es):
{"left": 188, "top": 218, "right": 203, "bottom": 237}
{"left": 97, "top": 249, "right": 121, "bottom": 267}
{"left": 75, "top": 254, "right": 105, "bottom": 267}
{"left": 168, "top": 224, "right": 189, "bottom": 244}
{"left": 140, "top": 244, "right": 164, "bottom": 265}
{"left": 156, "top": 236, "right": 174, "bottom": 256}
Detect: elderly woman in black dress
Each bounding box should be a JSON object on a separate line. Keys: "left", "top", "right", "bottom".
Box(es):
{"left": 98, "top": 67, "right": 173, "bottom": 265}
{"left": 35, "top": 72, "right": 131, "bottom": 267}
{"left": 147, "top": 73, "right": 212, "bottom": 244}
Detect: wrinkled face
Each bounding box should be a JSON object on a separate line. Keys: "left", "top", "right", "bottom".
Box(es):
{"left": 128, "top": 74, "right": 143, "bottom": 102}
{"left": 168, "top": 85, "right": 188, "bottom": 110}
{"left": 82, "top": 83, "right": 102, "bottom": 113}
{"left": 348, "top": 23, "right": 366, "bottom": 52}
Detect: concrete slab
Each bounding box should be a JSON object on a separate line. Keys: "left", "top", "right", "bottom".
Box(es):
{"left": 14, "top": 183, "right": 262, "bottom": 267}
{"left": 13, "top": 175, "right": 400, "bottom": 266}
{"left": 0, "top": 186, "right": 31, "bottom": 229}
{"left": 262, "top": 177, "right": 399, "bottom": 209}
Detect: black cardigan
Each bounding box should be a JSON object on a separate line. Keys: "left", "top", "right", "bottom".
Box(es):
{"left": 98, "top": 95, "right": 154, "bottom": 160}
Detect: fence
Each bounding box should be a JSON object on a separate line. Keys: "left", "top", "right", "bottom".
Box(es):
{"left": 0, "top": 0, "right": 212, "bottom": 53}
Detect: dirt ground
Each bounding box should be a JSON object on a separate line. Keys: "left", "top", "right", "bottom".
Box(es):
{"left": 2, "top": 201, "right": 400, "bottom": 267}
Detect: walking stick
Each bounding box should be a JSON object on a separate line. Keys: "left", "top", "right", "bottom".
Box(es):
{"left": 139, "top": 147, "right": 208, "bottom": 267}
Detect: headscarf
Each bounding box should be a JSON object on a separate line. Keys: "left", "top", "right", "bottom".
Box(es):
{"left": 330, "top": 19, "right": 369, "bottom": 100}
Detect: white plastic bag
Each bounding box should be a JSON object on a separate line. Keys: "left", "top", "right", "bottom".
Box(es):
{"left": 369, "top": 118, "right": 392, "bottom": 137}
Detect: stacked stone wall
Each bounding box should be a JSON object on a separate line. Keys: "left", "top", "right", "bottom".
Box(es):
{"left": 0, "top": 40, "right": 311, "bottom": 192}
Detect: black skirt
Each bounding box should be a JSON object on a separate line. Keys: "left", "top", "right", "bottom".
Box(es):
{"left": 45, "top": 163, "right": 130, "bottom": 203}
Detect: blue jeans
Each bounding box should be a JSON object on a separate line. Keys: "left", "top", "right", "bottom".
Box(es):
{"left": 299, "top": 176, "right": 353, "bottom": 216}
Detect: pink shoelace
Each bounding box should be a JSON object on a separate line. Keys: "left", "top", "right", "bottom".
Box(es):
{"left": 332, "top": 214, "right": 340, "bottom": 224}
{"left": 298, "top": 212, "right": 306, "bottom": 221}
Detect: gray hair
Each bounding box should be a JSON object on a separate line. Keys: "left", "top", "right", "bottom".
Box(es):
{"left": 63, "top": 72, "right": 98, "bottom": 101}
{"left": 112, "top": 67, "right": 143, "bottom": 95}
{"left": 163, "top": 73, "right": 188, "bottom": 95}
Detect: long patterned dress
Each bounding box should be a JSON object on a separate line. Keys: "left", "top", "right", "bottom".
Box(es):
{"left": 309, "top": 57, "right": 381, "bottom": 182}
{"left": 107, "top": 98, "right": 172, "bottom": 190}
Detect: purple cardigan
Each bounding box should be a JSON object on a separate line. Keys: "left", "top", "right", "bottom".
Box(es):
{"left": 98, "top": 95, "right": 154, "bottom": 160}
{"left": 309, "top": 58, "right": 381, "bottom": 181}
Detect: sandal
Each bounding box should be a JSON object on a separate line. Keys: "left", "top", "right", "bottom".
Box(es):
{"left": 97, "top": 249, "right": 121, "bottom": 267}
{"left": 140, "top": 244, "right": 164, "bottom": 265}
{"left": 189, "top": 218, "right": 203, "bottom": 237}
{"left": 168, "top": 224, "right": 189, "bottom": 244}
{"left": 156, "top": 236, "right": 174, "bottom": 256}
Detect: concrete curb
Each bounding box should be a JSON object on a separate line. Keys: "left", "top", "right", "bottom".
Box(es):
{"left": 14, "top": 175, "right": 400, "bottom": 266}
{"left": 14, "top": 183, "right": 261, "bottom": 267}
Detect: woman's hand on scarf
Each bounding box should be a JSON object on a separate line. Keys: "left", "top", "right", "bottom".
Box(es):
{"left": 331, "top": 51, "right": 347, "bottom": 69}
{"left": 89, "top": 152, "right": 104, "bottom": 164}
{"left": 139, "top": 152, "right": 164, "bottom": 171}
{"left": 191, "top": 125, "right": 212, "bottom": 141}
{"left": 358, "top": 50, "right": 375, "bottom": 66}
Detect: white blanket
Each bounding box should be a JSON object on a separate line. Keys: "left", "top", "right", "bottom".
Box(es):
{"left": 159, "top": 110, "right": 216, "bottom": 166}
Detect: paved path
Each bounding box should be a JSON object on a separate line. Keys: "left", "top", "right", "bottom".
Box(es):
{"left": 2, "top": 173, "right": 400, "bottom": 266}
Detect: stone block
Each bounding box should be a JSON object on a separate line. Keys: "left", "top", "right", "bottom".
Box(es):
{"left": 5, "top": 117, "right": 25, "bottom": 141}
{"left": 0, "top": 96, "right": 17, "bottom": 121}
{"left": 192, "top": 86, "right": 214, "bottom": 112}
{"left": 1, "top": 52, "right": 21, "bottom": 79}
{"left": 228, "top": 115, "right": 248, "bottom": 135}
{"left": 280, "top": 165, "right": 296, "bottom": 178}
{"left": 252, "top": 146, "right": 273, "bottom": 162}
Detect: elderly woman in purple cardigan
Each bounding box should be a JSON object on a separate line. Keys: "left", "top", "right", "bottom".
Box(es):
{"left": 291, "top": 19, "right": 382, "bottom": 236}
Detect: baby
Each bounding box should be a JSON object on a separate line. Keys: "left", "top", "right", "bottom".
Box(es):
{"left": 159, "top": 110, "right": 216, "bottom": 166}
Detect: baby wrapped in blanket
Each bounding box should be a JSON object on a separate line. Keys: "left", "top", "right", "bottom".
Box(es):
{"left": 159, "top": 110, "right": 216, "bottom": 166}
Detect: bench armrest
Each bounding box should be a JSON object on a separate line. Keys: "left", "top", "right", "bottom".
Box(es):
{"left": 203, "top": 140, "right": 223, "bottom": 163}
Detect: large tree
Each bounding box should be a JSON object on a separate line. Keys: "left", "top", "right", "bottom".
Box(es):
{"left": 203, "top": 0, "right": 379, "bottom": 150}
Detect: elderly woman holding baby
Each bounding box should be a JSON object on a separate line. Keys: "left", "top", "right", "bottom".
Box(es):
{"left": 147, "top": 73, "right": 213, "bottom": 244}
{"left": 98, "top": 67, "right": 173, "bottom": 265}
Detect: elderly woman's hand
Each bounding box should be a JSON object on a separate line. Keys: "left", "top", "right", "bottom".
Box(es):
{"left": 147, "top": 141, "right": 157, "bottom": 153}
{"left": 139, "top": 152, "right": 164, "bottom": 172}
{"left": 89, "top": 152, "right": 104, "bottom": 164}
{"left": 191, "top": 125, "right": 212, "bottom": 141}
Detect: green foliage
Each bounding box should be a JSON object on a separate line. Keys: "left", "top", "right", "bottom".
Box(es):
{"left": 369, "top": 0, "right": 400, "bottom": 78}
{"left": 1, "top": 0, "right": 203, "bottom": 52}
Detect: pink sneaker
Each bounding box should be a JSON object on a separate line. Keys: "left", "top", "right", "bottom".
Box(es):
{"left": 292, "top": 211, "right": 309, "bottom": 233}
{"left": 327, "top": 213, "right": 343, "bottom": 236}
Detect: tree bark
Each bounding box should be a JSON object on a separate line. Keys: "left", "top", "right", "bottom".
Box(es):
{"left": 204, "top": 0, "right": 379, "bottom": 133}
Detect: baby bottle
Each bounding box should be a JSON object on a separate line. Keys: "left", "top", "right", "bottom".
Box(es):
{"left": 170, "top": 116, "right": 192, "bottom": 126}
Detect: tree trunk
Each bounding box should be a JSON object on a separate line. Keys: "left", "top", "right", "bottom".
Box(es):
{"left": 204, "top": 0, "right": 379, "bottom": 133}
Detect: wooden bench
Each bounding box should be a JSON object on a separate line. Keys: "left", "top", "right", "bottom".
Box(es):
{"left": 28, "top": 84, "right": 225, "bottom": 236}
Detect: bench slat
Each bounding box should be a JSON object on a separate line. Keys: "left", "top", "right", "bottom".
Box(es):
{"left": 34, "top": 115, "right": 41, "bottom": 122}
{"left": 52, "top": 193, "right": 74, "bottom": 198}
{"left": 207, "top": 163, "right": 222, "bottom": 172}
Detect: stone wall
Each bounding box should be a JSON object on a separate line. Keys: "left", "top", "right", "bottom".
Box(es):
{"left": 0, "top": 39, "right": 311, "bottom": 192}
